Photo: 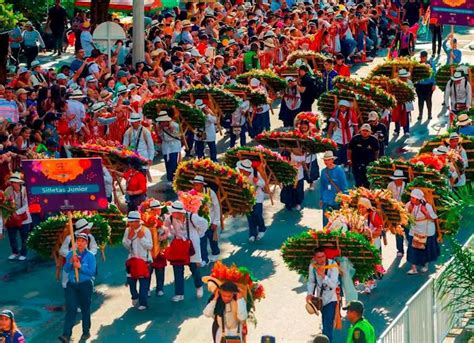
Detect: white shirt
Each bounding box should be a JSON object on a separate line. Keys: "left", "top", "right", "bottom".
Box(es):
{"left": 80, "top": 31, "right": 94, "bottom": 57}
{"left": 123, "top": 125, "right": 155, "bottom": 161}
{"left": 248, "top": 170, "right": 266, "bottom": 203}
{"left": 5, "top": 186, "right": 31, "bottom": 225}
{"left": 102, "top": 167, "right": 113, "bottom": 198}
{"left": 405, "top": 202, "right": 438, "bottom": 237}
{"left": 122, "top": 225, "right": 153, "bottom": 262}
{"left": 205, "top": 187, "right": 221, "bottom": 227}
{"left": 203, "top": 298, "right": 248, "bottom": 342}
{"left": 444, "top": 79, "right": 472, "bottom": 110}
{"left": 292, "top": 153, "right": 306, "bottom": 180}
{"left": 307, "top": 259, "right": 339, "bottom": 306}
{"left": 194, "top": 113, "right": 217, "bottom": 143}
{"left": 67, "top": 99, "right": 86, "bottom": 132}
{"left": 164, "top": 213, "right": 208, "bottom": 263}
{"left": 159, "top": 121, "right": 182, "bottom": 156}
{"left": 387, "top": 181, "right": 406, "bottom": 202}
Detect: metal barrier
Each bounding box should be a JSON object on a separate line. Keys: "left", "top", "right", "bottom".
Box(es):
{"left": 378, "top": 236, "right": 473, "bottom": 343}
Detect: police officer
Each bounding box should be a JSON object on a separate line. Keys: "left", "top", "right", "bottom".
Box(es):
{"left": 344, "top": 301, "right": 375, "bottom": 343}
{"left": 347, "top": 124, "right": 379, "bottom": 188}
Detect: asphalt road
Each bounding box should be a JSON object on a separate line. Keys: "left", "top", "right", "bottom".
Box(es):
{"left": 0, "top": 26, "right": 473, "bottom": 343}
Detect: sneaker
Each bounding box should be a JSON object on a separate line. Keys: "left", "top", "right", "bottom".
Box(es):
{"left": 148, "top": 290, "right": 151, "bottom": 297}
{"left": 58, "top": 335, "right": 70, "bottom": 343}
{"left": 8, "top": 254, "right": 18, "bottom": 260}
{"left": 308, "top": 183, "right": 315, "bottom": 191}
{"left": 396, "top": 252, "right": 404, "bottom": 257}
{"left": 405, "top": 132, "right": 410, "bottom": 136}
{"left": 80, "top": 333, "right": 91, "bottom": 341}
{"left": 137, "top": 305, "right": 147, "bottom": 311}
{"left": 394, "top": 131, "right": 400, "bottom": 136}
{"left": 209, "top": 255, "right": 219, "bottom": 262}
{"left": 132, "top": 299, "right": 139, "bottom": 307}
{"left": 344, "top": 167, "right": 349, "bottom": 173}
{"left": 295, "top": 205, "right": 302, "bottom": 211}
{"left": 248, "top": 236, "right": 256, "bottom": 243}
{"left": 156, "top": 290, "right": 164, "bottom": 297}
{"left": 166, "top": 181, "right": 173, "bottom": 187}
{"left": 77, "top": 307, "right": 82, "bottom": 313}
{"left": 417, "top": 116, "right": 422, "bottom": 121}
{"left": 18, "top": 255, "right": 27, "bottom": 261}
{"left": 200, "top": 260, "right": 207, "bottom": 267}
{"left": 171, "top": 295, "right": 184, "bottom": 302}
{"left": 421, "top": 266, "right": 428, "bottom": 273}
{"left": 362, "top": 287, "right": 371, "bottom": 294}
{"left": 257, "top": 232, "right": 265, "bottom": 240}
{"left": 407, "top": 269, "right": 418, "bottom": 275}
{"left": 196, "top": 286, "right": 204, "bottom": 299}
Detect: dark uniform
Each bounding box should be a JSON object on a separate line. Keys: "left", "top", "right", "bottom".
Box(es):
{"left": 348, "top": 134, "right": 379, "bottom": 188}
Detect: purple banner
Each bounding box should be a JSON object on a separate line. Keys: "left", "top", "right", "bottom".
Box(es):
{"left": 22, "top": 158, "right": 107, "bottom": 213}
{"left": 430, "top": 0, "right": 474, "bottom": 26}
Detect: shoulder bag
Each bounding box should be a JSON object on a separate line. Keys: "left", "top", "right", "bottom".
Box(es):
{"left": 5, "top": 186, "right": 28, "bottom": 228}
{"left": 325, "top": 169, "right": 342, "bottom": 193}
{"left": 164, "top": 214, "right": 195, "bottom": 265}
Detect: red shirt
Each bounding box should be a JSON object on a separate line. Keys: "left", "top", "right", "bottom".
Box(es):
{"left": 124, "top": 169, "right": 147, "bottom": 193}
{"left": 334, "top": 64, "right": 351, "bottom": 77}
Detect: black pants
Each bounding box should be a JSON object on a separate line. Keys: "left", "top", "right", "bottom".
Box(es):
{"left": 23, "top": 46, "right": 39, "bottom": 68}
{"left": 415, "top": 83, "right": 434, "bottom": 118}
{"left": 353, "top": 164, "right": 370, "bottom": 188}
{"left": 431, "top": 26, "right": 442, "bottom": 55}
{"left": 399, "top": 48, "right": 411, "bottom": 57}
{"left": 63, "top": 280, "right": 93, "bottom": 338}
{"left": 52, "top": 30, "right": 64, "bottom": 53}
{"left": 10, "top": 47, "right": 20, "bottom": 66}
{"left": 74, "top": 30, "right": 82, "bottom": 52}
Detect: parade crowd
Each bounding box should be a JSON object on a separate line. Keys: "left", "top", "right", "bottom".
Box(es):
{"left": 0, "top": 0, "right": 472, "bottom": 342}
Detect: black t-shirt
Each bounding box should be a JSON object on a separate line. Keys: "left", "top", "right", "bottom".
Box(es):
{"left": 48, "top": 6, "right": 68, "bottom": 32}
{"left": 300, "top": 74, "right": 314, "bottom": 107}
{"left": 403, "top": 2, "right": 420, "bottom": 26}
{"left": 348, "top": 134, "right": 380, "bottom": 166}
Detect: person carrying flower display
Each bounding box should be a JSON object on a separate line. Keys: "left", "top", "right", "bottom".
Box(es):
{"left": 249, "top": 78, "right": 271, "bottom": 137}
{"left": 194, "top": 99, "right": 218, "bottom": 162}
{"left": 203, "top": 281, "right": 248, "bottom": 343}
{"left": 447, "top": 132, "right": 468, "bottom": 187}
{"left": 405, "top": 189, "right": 440, "bottom": 275}
{"left": 279, "top": 77, "right": 301, "bottom": 128}
{"left": 230, "top": 100, "right": 250, "bottom": 149}
{"left": 327, "top": 99, "right": 359, "bottom": 167}
{"left": 163, "top": 200, "right": 208, "bottom": 302}
{"left": 393, "top": 69, "right": 414, "bottom": 136}
{"left": 432, "top": 145, "right": 461, "bottom": 187}
{"left": 121, "top": 160, "right": 148, "bottom": 212}
{"left": 387, "top": 170, "right": 408, "bottom": 257}
{"left": 141, "top": 199, "right": 169, "bottom": 297}
{"left": 236, "top": 159, "right": 267, "bottom": 242}
{"left": 122, "top": 112, "right": 155, "bottom": 167}
{"left": 189, "top": 175, "right": 222, "bottom": 266}
{"left": 320, "top": 151, "right": 348, "bottom": 227}
{"left": 296, "top": 119, "right": 320, "bottom": 190}
{"left": 59, "top": 219, "right": 98, "bottom": 289}
{"left": 122, "top": 211, "right": 153, "bottom": 310}
{"left": 0, "top": 309, "right": 25, "bottom": 343}
{"left": 280, "top": 149, "right": 306, "bottom": 212}
{"left": 156, "top": 111, "right": 182, "bottom": 187}
{"left": 306, "top": 247, "right": 340, "bottom": 343}
{"left": 59, "top": 232, "right": 96, "bottom": 343}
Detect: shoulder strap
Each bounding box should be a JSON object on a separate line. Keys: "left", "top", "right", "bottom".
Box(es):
{"left": 325, "top": 168, "right": 342, "bottom": 193}
{"left": 162, "top": 128, "right": 180, "bottom": 141}
{"left": 135, "top": 126, "right": 144, "bottom": 149}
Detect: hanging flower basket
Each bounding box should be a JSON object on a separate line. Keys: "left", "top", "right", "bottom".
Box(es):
{"left": 333, "top": 76, "right": 397, "bottom": 109}
{"left": 142, "top": 98, "right": 206, "bottom": 131}
{"left": 255, "top": 130, "right": 337, "bottom": 153}
{"left": 225, "top": 145, "right": 297, "bottom": 186}
{"left": 173, "top": 159, "right": 256, "bottom": 216}
{"left": 281, "top": 229, "right": 382, "bottom": 282}
{"left": 368, "top": 57, "right": 432, "bottom": 82}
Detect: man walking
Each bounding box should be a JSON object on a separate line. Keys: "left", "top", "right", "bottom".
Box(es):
{"left": 319, "top": 151, "right": 348, "bottom": 226}
{"left": 415, "top": 51, "right": 436, "bottom": 121}
{"left": 58, "top": 233, "right": 96, "bottom": 343}
{"left": 344, "top": 301, "right": 376, "bottom": 343}
{"left": 348, "top": 124, "right": 379, "bottom": 188}
{"left": 47, "top": 0, "right": 68, "bottom": 56}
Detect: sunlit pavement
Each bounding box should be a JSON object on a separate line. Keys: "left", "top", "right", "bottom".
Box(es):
{"left": 1, "top": 27, "right": 473, "bottom": 343}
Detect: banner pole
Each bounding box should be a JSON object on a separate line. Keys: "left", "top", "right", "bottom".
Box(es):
{"left": 68, "top": 211, "right": 79, "bottom": 282}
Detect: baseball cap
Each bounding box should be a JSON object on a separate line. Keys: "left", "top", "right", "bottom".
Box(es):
{"left": 343, "top": 300, "right": 364, "bottom": 314}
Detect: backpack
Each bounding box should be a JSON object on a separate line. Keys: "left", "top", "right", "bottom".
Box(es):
{"left": 79, "top": 62, "right": 93, "bottom": 79}
{"left": 310, "top": 75, "right": 324, "bottom": 101}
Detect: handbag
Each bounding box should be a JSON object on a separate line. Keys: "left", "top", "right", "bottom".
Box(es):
{"left": 164, "top": 214, "right": 195, "bottom": 265}
{"left": 5, "top": 187, "right": 28, "bottom": 228}
{"left": 412, "top": 232, "right": 427, "bottom": 250}
{"left": 308, "top": 266, "right": 327, "bottom": 312}
{"left": 125, "top": 257, "right": 150, "bottom": 279}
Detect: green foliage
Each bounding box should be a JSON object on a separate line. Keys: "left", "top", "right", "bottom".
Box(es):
{"left": 435, "top": 237, "right": 474, "bottom": 325}
{"left": 0, "top": 0, "right": 25, "bottom": 32}
{"left": 143, "top": 98, "right": 206, "bottom": 130}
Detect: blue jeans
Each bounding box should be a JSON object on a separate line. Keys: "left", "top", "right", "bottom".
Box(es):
{"left": 322, "top": 203, "right": 340, "bottom": 227}
{"left": 127, "top": 277, "right": 150, "bottom": 307}
{"left": 200, "top": 228, "right": 220, "bottom": 263}
{"left": 322, "top": 301, "right": 337, "bottom": 342}
{"left": 230, "top": 126, "right": 247, "bottom": 148}
{"left": 164, "top": 152, "right": 179, "bottom": 182}
{"left": 250, "top": 112, "right": 266, "bottom": 138}
{"left": 246, "top": 203, "right": 266, "bottom": 238}
{"left": 153, "top": 268, "right": 165, "bottom": 293}
{"left": 341, "top": 37, "right": 357, "bottom": 58}
{"left": 185, "top": 131, "right": 194, "bottom": 155}
{"left": 63, "top": 280, "right": 93, "bottom": 337}
{"left": 7, "top": 223, "right": 30, "bottom": 256}
{"left": 173, "top": 263, "right": 203, "bottom": 296}
{"left": 195, "top": 141, "right": 217, "bottom": 161}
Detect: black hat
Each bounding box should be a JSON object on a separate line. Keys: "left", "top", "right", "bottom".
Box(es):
{"left": 420, "top": 50, "right": 428, "bottom": 57}
{"left": 343, "top": 300, "right": 364, "bottom": 314}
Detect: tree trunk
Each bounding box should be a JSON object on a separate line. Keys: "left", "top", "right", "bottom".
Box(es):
{"left": 0, "top": 32, "right": 9, "bottom": 84}
{"left": 91, "top": 0, "right": 110, "bottom": 28}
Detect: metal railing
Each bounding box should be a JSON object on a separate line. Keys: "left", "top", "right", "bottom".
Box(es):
{"left": 378, "top": 236, "right": 473, "bottom": 343}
